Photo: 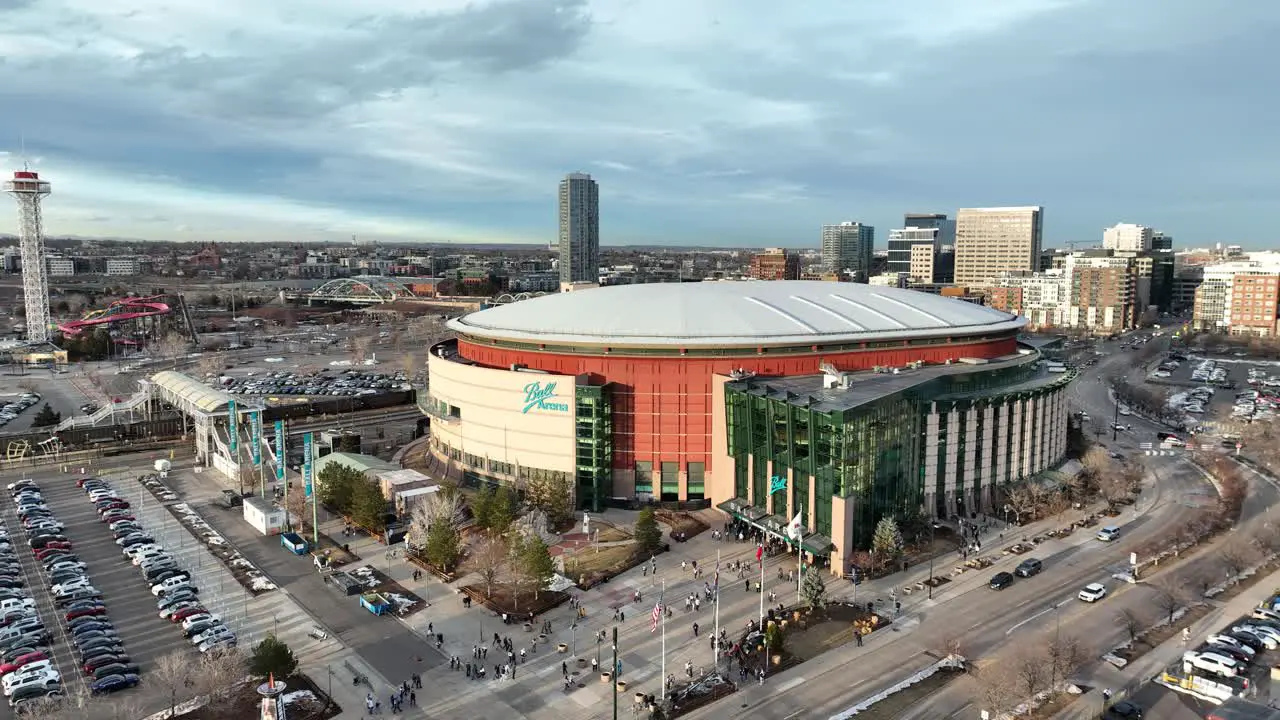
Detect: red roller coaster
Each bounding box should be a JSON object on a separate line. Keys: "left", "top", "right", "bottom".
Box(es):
{"left": 58, "top": 295, "right": 172, "bottom": 337}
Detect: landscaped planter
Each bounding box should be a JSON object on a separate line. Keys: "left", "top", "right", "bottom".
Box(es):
{"left": 600, "top": 672, "right": 612, "bottom": 683}
{"left": 557, "top": 643, "right": 568, "bottom": 653}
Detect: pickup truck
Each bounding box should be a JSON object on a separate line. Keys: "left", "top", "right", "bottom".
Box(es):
{"left": 281, "top": 532, "right": 309, "bottom": 555}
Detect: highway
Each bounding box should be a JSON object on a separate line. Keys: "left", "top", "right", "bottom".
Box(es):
{"left": 678, "top": 334, "right": 1236, "bottom": 720}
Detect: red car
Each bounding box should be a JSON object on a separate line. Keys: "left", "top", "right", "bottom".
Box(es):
{"left": 34, "top": 545, "right": 72, "bottom": 560}
{"left": 100, "top": 513, "right": 133, "bottom": 524}
{"left": 0, "top": 651, "right": 46, "bottom": 675}
{"left": 170, "top": 606, "right": 205, "bottom": 623}
{"left": 96, "top": 501, "right": 129, "bottom": 513}
{"left": 65, "top": 606, "right": 108, "bottom": 621}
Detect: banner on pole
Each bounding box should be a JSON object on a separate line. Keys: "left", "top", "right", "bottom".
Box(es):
{"left": 303, "top": 432, "right": 314, "bottom": 497}
{"left": 249, "top": 411, "right": 262, "bottom": 467}
{"left": 226, "top": 400, "right": 238, "bottom": 453}
{"left": 274, "top": 420, "right": 286, "bottom": 482}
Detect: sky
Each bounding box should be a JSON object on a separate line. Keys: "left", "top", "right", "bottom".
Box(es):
{"left": 0, "top": 0, "right": 1276, "bottom": 248}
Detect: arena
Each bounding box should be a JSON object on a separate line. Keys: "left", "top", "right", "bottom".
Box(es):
{"left": 424, "top": 281, "right": 1075, "bottom": 573}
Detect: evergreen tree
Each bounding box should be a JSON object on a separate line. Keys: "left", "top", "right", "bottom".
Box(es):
{"left": 519, "top": 535, "right": 557, "bottom": 599}
{"left": 349, "top": 477, "right": 387, "bottom": 532}
{"left": 544, "top": 473, "right": 575, "bottom": 526}
{"left": 871, "top": 517, "right": 904, "bottom": 565}
{"left": 249, "top": 635, "right": 298, "bottom": 678}
{"left": 425, "top": 517, "right": 461, "bottom": 572}
{"left": 634, "top": 507, "right": 663, "bottom": 554}
{"left": 31, "top": 404, "right": 61, "bottom": 428}
{"left": 801, "top": 566, "right": 827, "bottom": 610}
{"left": 488, "top": 484, "right": 516, "bottom": 536}
{"left": 471, "top": 483, "right": 494, "bottom": 531}
{"left": 317, "top": 463, "right": 362, "bottom": 515}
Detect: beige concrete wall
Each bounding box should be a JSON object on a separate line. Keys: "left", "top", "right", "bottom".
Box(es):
{"left": 427, "top": 355, "right": 577, "bottom": 475}
{"left": 709, "top": 375, "right": 734, "bottom": 504}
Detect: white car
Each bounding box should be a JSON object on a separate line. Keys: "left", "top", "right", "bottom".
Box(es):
{"left": 0, "top": 660, "right": 51, "bottom": 683}
{"left": 182, "top": 613, "right": 218, "bottom": 632}
{"left": 1252, "top": 607, "right": 1280, "bottom": 624}
{"left": 199, "top": 635, "right": 236, "bottom": 654}
{"left": 1078, "top": 583, "right": 1107, "bottom": 603}
{"left": 192, "top": 625, "right": 230, "bottom": 646}
{"left": 123, "top": 543, "right": 161, "bottom": 559}
{"left": 2, "top": 668, "right": 59, "bottom": 696}
{"left": 151, "top": 577, "right": 193, "bottom": 597}
{"left": 50, "top": 580, "right": 91, "bottom": 596}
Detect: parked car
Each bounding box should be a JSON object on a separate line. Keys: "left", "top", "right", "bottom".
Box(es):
{"left": 90, "top": 673, "right": 139, "bottom": 695}
{"left": 989, "top": 572, "right": 1014, "bottom": 590}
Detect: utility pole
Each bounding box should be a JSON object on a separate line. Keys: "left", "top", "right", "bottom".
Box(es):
{"left": 612, "top": 626, "right": 619, "bottom": 720}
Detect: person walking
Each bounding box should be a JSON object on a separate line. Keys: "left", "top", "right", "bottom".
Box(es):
{"left": 692, "top": 622, "right": 699, "bottom": 637}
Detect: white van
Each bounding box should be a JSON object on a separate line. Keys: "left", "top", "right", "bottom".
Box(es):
{"left": 1183, "top": 650, "right": 1239, "bottom": 678}
{"left": 1096, "top": 526, "right": 1120, "bottom": 542}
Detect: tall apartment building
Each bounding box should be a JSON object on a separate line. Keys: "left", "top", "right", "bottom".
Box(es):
{"left": 903, "top": 213, "right": 949, "bottom": 230}
{"left": 1102, "top": 223, "right": 1154, "bottom": 252}
{"left": 820, "top": 221, "right": 875, "bottom": 282}
{"left": 1064, "top": 253, "right": 1137, "bottom": 334}
{"left": 887, "top": 217, "right": 955, "bottom": 283}
{"left": 1228, "top": 271, "right": 1280, "bottom": 336}
{"left": 1151, "top": 232, "right": 1173, "bottom": 251}
{"left": 1193, "top": 255, "right": 1280, "bottom": 333}
{"left": 989, "top": 270, "right": 1068, "bottom": 329}
{"left": 46, "top": 257, "right": 74, "bottom": 277}
{"left": 953, "top": 206, "right": 1043, "bottom": 286}
{"left": 558, "top": 172, "right": 600, "bottom": 285}
{"left": 104, "top": 257, "right": 140, "bottom": 276}
{"left": 749, "top": 248, "right": 800, "bottom": 280}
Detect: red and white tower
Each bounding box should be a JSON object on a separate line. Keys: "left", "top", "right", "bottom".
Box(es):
{"left": 4, "top": 169, "right": 52, "bottom": 345}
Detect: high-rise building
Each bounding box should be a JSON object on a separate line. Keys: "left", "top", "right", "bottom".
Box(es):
{"left": 887, "top": 217, "right": 955, "bottom": 283}
{"left": 1102, "top": 223, "right": 1154, "bottom": 252}
{"left": 990, "top": 270, "right": 1069, "bottom": 329}
{"left": 953, "top": 206, "right": 1043, "bottom": 286}
{"left": 904, "top": 213, "right": 949, "bottom": 230}
{"left": 558, "top": 172, "right": 599, "bottom": 285}
{"left": 1065, "top": 253, "right": 1137, "bottom": 334}
{"left": 1151, "top": 232, "right": 1173, "bottom": 251}
{"left": 749, "top": 248, "right": 800, "bottom": 281}
{"left": 821, "top": 221, "right": 875, "bottom": 282}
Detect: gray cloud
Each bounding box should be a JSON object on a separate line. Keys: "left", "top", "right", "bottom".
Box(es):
{"left": 127, "top": 0, "right": 592, "bottom": 121}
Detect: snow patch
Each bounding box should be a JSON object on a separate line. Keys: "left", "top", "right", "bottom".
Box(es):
{"left": 827, "top": 655, "right": 965, "bottom": 719}
{"left": 282, "top": 689, "right": 316, "bottom": 705}
{"left": 251, "top": 576, "right": 278, "bottom": 592}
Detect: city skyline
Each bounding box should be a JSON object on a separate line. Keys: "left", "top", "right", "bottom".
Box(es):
{"left": 0, "top": 1, "right": 1276, "bottom": 247}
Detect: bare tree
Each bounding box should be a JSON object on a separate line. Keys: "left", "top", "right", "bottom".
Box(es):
{"left": 1151, "top": 579, "right": 1186, "bottom": 624}
{"left": 154, "top": 332, "right": 190, "bottom": 367}
{"left": 1012, "top": 646, "right": 1049, "bottom": 698}
{"left": 1046, "top": 633, "right": 1083, "bottom": 686}
{"left": 1080, "top": 446, "right": 1114, "bottom": 482}
{"left": 149, "top": 649, "right": 198, "bottom": 718}
{"left": 1115, "top": 608, "right": 1143, "bottom": 642}
{"left": 284, "top": 484, "right": 310, "bottom": 534}
{"left": 466, "top": 535, "right": 510, "bottom": 597}
{"left": 105, "top": 696, "right": 146, "bottom": 720}
{"left": 15, "top": 379, "right": 38, "bottom": 395}
{"left": 1006, "top": 486, "right": 1037, "bottom": 523}
{"left": 1097, "top": 472, "right": 1131, "bottom": 509}
{"left": 407, "top": 487, "right": 464, "bottom": 549}
{"left": 929, "top": 633, "right": 965, "bottom": 658}
{"left": 1219, "top": 541, "right": 1254, "bottom": 582}
{"left": 197, "top": 646, "right": 249, "bottom": 712}
{"left": 197, "top": 352, "right": 225, "bottom": 378}
{"left": 974, "top": 661, "right": 1023, "bottom": 718}
{"left": 351, "top": 335, "right": 372, "bottom": 365}
{"left": 1188, "top": 565, "right": 1217, "bottom": 599}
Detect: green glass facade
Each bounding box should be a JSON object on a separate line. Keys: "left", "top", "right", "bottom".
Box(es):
{"left": 574, "top": 383, "right": 613, "bottom": 512}
{"left": 725, "top": 358, "right": 1076, "bottom": 549}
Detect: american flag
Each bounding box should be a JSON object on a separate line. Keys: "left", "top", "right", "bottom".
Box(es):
{"left": 649, "top": 595, "right": 663, "bottom": 633}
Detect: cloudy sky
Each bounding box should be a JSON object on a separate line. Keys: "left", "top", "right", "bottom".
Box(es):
{"left": 0, "top": 0, "right": 1275, "bottom": 247}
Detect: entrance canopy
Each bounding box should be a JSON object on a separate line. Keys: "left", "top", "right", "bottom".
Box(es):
{"left": 717, "top": 498, "right": 832, "bottom": 557}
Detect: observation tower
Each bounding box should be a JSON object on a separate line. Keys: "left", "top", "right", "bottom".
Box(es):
{"left": 4, "top": 169, "right": 52, "bottom": 344}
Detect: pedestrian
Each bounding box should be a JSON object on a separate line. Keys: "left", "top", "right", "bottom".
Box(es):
{"left": 428, "top": 622, "right": 433, "bottom": 635}
{"left": 482, "top": 647, "right": 488, "bottom": 659}
{"left": 409, "top": 691, "right": 416, "bottom": 707}
{"left": 643, "top": 565, "right": 648, "bottom": 576}
{"left": 466, "top": 662, "right": 472, "bottom": 678}
{"left": 854, "top": 630, "right": 863, "bottom": 647}
{"left": 693, "top": 622, "right": 699, "bottom": 637}
{"left": 520, "top": 648, "right": 527, "bottom": 663}
{"left": 758, "top": 668, "right": 765, "bottom": 686}
{"left": 745, "top": 579, "right": 750, "bottom": 593}
{"left": 591, "top": 657, "right": 598, "bottom": 672}
{"left": 562, "top": 661, "right": 568, "bottom": 676}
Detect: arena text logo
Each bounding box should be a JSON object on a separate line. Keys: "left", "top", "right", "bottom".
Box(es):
{"left": 522, "top": 381, "right": 570, "bottom": 413}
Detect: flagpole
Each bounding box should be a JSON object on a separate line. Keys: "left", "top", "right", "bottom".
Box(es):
{"left": 712, "top": 549, "right": 720, "bottom": 671}
{"left": 660, "top": 578, "right": 666, "bottom": 701}
{"left": 758, "top": 547, "right": 764, "bottom": 629}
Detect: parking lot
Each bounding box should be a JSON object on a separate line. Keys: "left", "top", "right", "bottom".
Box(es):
{"left": 30, "top": 474, "right": 198, "bottom": 672}
{"left": 209, "top": 367, "right": 411, "bottom": 399}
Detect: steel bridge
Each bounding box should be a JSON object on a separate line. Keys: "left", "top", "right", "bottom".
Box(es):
{"left": 296, "top": 276, "right": 419, "bottom": 305}
{"left": 488, "top": 291, "right": 550, "bottom": 304}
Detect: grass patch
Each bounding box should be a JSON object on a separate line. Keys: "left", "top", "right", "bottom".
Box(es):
{"left": 1113, "top": 604, "right": 1213, "bottom": 662}
{"left": 592, "top": 522, "right": 631, "bottom": 542}
{"left": 1026, "top": 690, "right": 1085, "bottom": 719}
{"left": 564, "top": 543, "right": 638, "bottom": 583}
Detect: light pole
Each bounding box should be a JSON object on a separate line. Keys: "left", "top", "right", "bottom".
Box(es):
{"left": 571, "top": 622, "right": 577, "bottom": 656}
{"left": 1049, "top": 602, "right": 1062, "bottom": 688}
{"left": 611, "top": 626, "right": 619, "bottom": 720}
{"left": 927, "top": 522, "right": 936, "bottom": 599}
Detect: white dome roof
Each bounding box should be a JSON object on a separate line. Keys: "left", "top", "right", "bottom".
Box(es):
{"left": 449, "top": 281, "right": 1024, "bottom": 348}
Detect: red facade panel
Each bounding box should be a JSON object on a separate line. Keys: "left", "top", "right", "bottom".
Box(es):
{"left": 458, "top": 336, "right": 1017, "bottom": 476}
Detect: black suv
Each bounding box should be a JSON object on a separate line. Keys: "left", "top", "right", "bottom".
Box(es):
{"left": 989, "top": 572, "right": 1014, "bottom": 590}
{"left": 1015, "top": 558, "right": 1043, "bottom": 578}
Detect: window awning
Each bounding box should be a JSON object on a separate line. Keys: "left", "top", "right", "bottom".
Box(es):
{"left": 717, "top": 499, "right": 832, "bottom": 557}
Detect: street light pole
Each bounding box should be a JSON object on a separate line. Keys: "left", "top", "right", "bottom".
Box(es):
{"left": 927, "top": 522, "right": 936, "bottom": 599}
{"left": 611, "top": 626, "right": 619, "bottom": 720}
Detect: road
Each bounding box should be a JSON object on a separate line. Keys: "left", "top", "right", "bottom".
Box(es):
{"left": 675, "top": 334, "right": 1233, "bottom": 720}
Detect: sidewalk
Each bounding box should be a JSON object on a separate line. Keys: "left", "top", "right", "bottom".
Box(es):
{"left": 1050, "top": 567, "right": 1280, "bottom": 719}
